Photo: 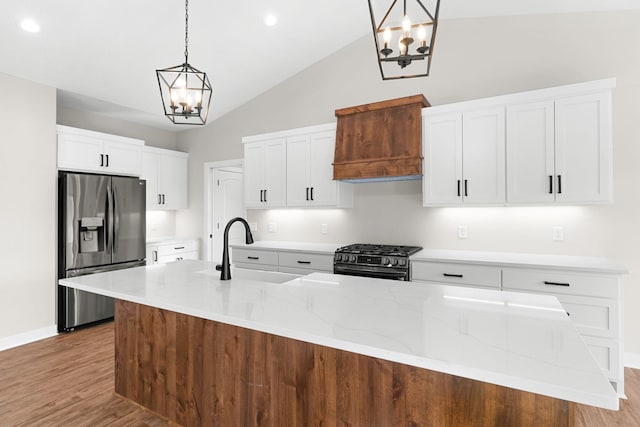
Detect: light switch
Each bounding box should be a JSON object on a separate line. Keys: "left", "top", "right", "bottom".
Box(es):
{"left": 321, "top": 224, "right": 328, "bottom": 234}
{"left": 552, "top": 226, "right": 564, "bottom": 241}
{"left": 268, "top": 223, "right": 277, "bottom": 233}
{"left": 458, "top": 225, "right": 468, "bottom": 239}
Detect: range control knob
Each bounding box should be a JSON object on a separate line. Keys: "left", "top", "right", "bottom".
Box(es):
{"left": 382, "top": 257, "right": 390, "bottom": 265}
{"left": 349, "top": 255, "right": 356, "bottom": 262}
{"left": 399, "top": 259, "right": 407, "bottom": 266}
{"left": 392, "top": 258, "right": 399, "bottom": 266}
{"left": 335, "top": 254, "right": 342, "bottom": 262}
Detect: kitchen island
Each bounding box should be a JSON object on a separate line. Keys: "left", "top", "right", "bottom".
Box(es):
{"left": 59, "top": 260, "right": 618, "bottom": 426}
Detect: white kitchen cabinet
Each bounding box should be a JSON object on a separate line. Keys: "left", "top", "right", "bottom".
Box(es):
{"left": 286, "top": 126, "right": 353, "bottom": 208}
{"left": 57, "top": 125, "right": 143, "bottom": 176}
{"left": 142, "top": 146, "right": 188, "bottom": 210}
{"left": 423, "top": 107, "right": 505, "bottom": 206}
{"left": 232, "top": 247, "right": 333, "bottom": 275}
{"left": 506, "top": 90, "right": 612, "bottom": 204}
{"left": 243, "top": 137, "right": 286, "bottom": 208}
{"left": 146, "top": 239, "right": 199, "bottom": 265}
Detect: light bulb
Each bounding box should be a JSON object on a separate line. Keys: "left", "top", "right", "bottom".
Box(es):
{"left": 402, "top": 14, "right": 411, "bottom": 34}
{"left": 417, "top": 25, "right": 427, "bottom": 42}
{"left": 383, "top": 27, "right": 391, "bottom": 43}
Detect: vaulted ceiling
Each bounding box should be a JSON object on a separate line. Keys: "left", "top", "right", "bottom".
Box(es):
{"left": 2, "top": 0, "right": 638, "bottom": 130}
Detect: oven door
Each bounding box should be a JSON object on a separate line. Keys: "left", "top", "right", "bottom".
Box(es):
{"left": 333, "top": 264, "right": 409, "bottom": 281}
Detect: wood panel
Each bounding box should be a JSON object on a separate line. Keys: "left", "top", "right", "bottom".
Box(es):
{"left": 115, "top": 299, "right": 575, "bottom": 426}
{"left": 334, "top": 94, "right": 430, "bottom": 180}
{"left": 0, "top": 320, "right": 637, "bottom": 426}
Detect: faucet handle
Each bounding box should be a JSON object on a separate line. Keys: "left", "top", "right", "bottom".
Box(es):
{"left": 215, "top": 264, "right": 222, "bottom": 271}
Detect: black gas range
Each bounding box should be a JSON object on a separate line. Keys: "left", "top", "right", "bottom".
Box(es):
{"left": 333, "top": 244, "right": 423, "bottom": 281}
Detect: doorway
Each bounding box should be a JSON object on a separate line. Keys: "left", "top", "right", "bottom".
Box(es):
{"left": 204, "top": 160, "right": 245, "bottom": 263}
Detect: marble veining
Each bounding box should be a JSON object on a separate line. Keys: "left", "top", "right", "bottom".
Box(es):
{"left": 59, "top": 260, "right": 618, "bottom": 410}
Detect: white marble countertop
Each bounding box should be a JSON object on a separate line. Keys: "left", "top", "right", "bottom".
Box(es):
{"left": 411, "top": 249, "right": 628, "bottom": 275}
{"left": 231, "top": 240, "right": 343, "bottom": 255}
{"left": 59, "top": 260, "right": 617, "bottom": 410}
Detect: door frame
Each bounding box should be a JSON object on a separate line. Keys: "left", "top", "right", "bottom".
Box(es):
{"left": 203, "top": 159, "right": 244, "bottom": 262}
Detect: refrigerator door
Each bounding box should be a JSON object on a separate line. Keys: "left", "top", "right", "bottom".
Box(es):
{"left": 111, "top": 176, "right": 146, "bottom": 264}
{"left": 59, "top": 286, "right": 114, "bottom": 331}
{"left": 62, "top": 173, "right": 112, "bottom": 270}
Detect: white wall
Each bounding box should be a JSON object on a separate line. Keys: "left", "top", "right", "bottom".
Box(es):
{"left": 0, "top": 73, "right": 57, "bottom": 339}
{"left": 176, "top": 11, "right": 640, "bottom": 354}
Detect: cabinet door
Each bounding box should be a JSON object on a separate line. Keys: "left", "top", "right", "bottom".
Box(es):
{"left": 103, "top": 140, "right": 142, "bottom": 176}
{"left": 554, "top": 92, "right": 612, "bottom": 203}
{"left": 506, "top": 101, "right": 555, "bottom": 203}
{"left": 423, "top": 113, "right": 463, "bottom": 206}
{"left": 243, "top": 142, "right": 266, "bottom": 208}
{"left": 264, "top": 138, "right": 287, "bottom": 207}
{"left": 462, "top": 108, "right": 506, "bottom": 204}
{"left": 286, "top": 135, "right": 311, "bottom": 207}
{"left": 308, "top": 131, "right": 337, "bottom": 206}
{"left": 142, "top": 151, "right": 161, "bottom": 209}
{"left": 57, "top": 133, "right": 104, "bottom": 173}
{"left": 160, "top": 152, "right": 188, "bottom": 210}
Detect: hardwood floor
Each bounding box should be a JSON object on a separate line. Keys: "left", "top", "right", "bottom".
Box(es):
{"left": 0, "top": 321, "right": 638, "bottom": 426}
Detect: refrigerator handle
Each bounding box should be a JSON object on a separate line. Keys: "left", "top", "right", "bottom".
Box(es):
{"left": 106, "top": 181, "right": 113, "bottom": 252}
{"left": 113, "top": 186, "right": 120, "bottom": 252}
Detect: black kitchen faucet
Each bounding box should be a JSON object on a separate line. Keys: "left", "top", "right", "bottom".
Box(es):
{"left": 216, "top": 217, "right": 254, "bottom": 280}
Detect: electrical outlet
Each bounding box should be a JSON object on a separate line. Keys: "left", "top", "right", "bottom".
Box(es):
{"left": 458, "top": 225, "right": 468, "bottom": 239}
{"left": 321, "top": 224, "right": 328, "bottom": 234}
{"left": 268, "top": 222, "right": 277, "bottom": 233}
{"left": 249, "top": 222, "right": 258, "bottom": 232}
{"left": 552, "top": 226, "right": 564, "bottom": 241}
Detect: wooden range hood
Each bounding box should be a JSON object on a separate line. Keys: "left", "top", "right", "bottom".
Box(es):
{"left": 334, "top": 94, "right": 430, "bottom": 182}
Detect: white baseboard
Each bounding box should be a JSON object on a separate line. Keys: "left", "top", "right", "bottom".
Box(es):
{"left": 0, "top": 325, "right": 58, "bottom": 352}
{"left": 625, "top": 352, "right": 640, "bottom": 369}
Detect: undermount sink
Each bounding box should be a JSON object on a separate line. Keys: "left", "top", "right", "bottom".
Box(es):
{"left": 196, "top": 267, "right": 298, "bottom": 284}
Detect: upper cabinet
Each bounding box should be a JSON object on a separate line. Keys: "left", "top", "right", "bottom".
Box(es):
{"left": 243, "top": 137, "right": 287, "bottom": 208}
{"left": 423, "top": 107, "right": 505, "bottom": 206}
{"left": 142, "top": 146, "right": 189, "bottom": 210}
{"left": 243, "top": 124, "right": 353, "bottom": 209}
{"left": 423, "top": 78, "right": 615, "bottom": 207}
{"left": 507, "top": 90, "right": 612, "bottom": 204}
{"left": 57, "top": 125, "right": 143, "bottom": 176}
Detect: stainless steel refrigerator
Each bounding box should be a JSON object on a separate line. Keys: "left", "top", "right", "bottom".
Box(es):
{"left": 58, "top": 172, "right": 146, "bottom": 331}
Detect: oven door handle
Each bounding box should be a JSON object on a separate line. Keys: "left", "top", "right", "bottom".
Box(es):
{"left": 333, "top": 265, "right": 408, "bottom": 280}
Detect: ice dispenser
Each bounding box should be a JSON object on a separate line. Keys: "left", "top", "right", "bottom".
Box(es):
{"left": 79, "top": 217, "right": 104, "bottom": 253}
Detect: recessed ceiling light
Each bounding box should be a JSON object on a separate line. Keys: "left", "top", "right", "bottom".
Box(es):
{"left": 264, "top": 14, "right": 277, "bottom": 27}
{"left": 20, "top": 19, "right": 40, "bottom": 33}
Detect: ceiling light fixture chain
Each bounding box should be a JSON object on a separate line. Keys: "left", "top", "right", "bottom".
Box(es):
{"left": 156, "top": 0, "right": 212, "bottom": 125}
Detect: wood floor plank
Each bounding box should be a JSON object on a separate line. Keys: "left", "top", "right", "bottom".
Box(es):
{"left": 0, "top": 320, "right": 638, "bottom": 426}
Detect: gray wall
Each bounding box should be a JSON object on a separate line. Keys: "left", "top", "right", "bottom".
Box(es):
{"left": 177, "top": 11, "right": 640, "bottom": 355}
{"left": 0, "top": 73, "right": 57, "bottom": 339}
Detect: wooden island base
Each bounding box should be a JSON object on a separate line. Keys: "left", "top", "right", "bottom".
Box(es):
{"left": 114, "top": 299, "right": 574, "bottom": 426}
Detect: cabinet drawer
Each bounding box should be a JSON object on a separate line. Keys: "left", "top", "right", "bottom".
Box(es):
{"left": 502, "top": 268, "right": 619, "bottom": 299}
{"left": 232, "top": 248, "right": 278, "bottom": 267}
{"left": 555, "top": 294, "right": 619, "bottom": 338}
{"left": 412, "top": 261, "right": 501, "bottom": 289}
{"left": 278, "top": 252, "right": 333, "bottom": 272}
{"left": 157, "top": 240, "right": 198, "bottom": 256}
{"left": 582, "top": 336, "right": 620, "bottom": 383}
{"left": 157, "top": 251, "right": 198, "bottom": 263}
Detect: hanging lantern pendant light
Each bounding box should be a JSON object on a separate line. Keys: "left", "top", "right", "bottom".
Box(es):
{"left": 368, "top": 0, "right": 440, "bottom": 80}
{"left": 156, "top": 0, "right": 212, "bottom": 125}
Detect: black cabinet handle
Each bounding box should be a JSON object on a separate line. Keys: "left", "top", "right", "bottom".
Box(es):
{"left": 310, "top": 187, "right": 314, "bottom": 201}
{"left": 105, "top": 154, "right": 109, "bottom": 167}
{"left": 557, "top": 175, "right": 562, "bottom": 194}
{"left": 457, "top": 180, "right": 461, "bottom": 197}
{"left": 158, "top": 194, "right": 162, "bottom": 204}
{"left": 544, "top": 280, "right": 570, "bottom": 287}
{"left": 162, "top": 194, "right": 165, "bottom": 204}
{"left": 464, "top": 180, "right": 468, "bottom": 197}
{"left": 549, "top": 175, "right": 553, "bottom": 194}
{"left": 260, "top": 190, "right": 264, "bottom": 202}
{"left": 264, "top": 189, "right": 267, "bottom": 202}
{"left": 247, "top": 256, "right": 259, "bottom": 260}
{"left": 297, "top": 260, "right": 311, "bottom": 265}
{"left": 443, "top": 273, "right": 463, "bottom": 278}
{"left": 306, "top": 187, "right": 309, "bottom": 201}
{"left": 100, "top": 154, "right": 104, "bottom": 167}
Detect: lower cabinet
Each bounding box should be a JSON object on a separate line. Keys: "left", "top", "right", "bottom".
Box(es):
{"left": 147, "top": 239, "right": 199, "bottom": 265}
{"left": 412, "top": 258, "right": 624, "bottom": 396}
{"left": 232, "top": 247, "right": 333, "bottom": 275}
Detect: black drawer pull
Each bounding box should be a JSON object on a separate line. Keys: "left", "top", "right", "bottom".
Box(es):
{"left": 443, "top": 273, "right": 463, "bottom": 278}
{"left": 544, "top": 281, "right": 570, "bottom": 287}
{"left": 297, "top": 260, "right": 311, "bottom": 265}
{"left": 174, "top": 246, "right": 184, "bottom": 250}
{"left": 247, "top": 256, "right": 259, "bottom": 260}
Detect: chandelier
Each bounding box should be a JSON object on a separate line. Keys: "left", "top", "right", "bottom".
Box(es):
{"left": 156, "top": 0, "right": 212, "bottom": 125}
{"left": 368, "top": 0, "right": 441, "bottom": 80}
